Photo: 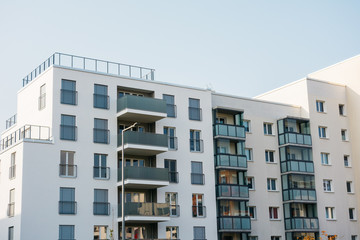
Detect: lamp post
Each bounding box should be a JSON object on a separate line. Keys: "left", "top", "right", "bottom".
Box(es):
{"left": 121, "top": 122, "right": 137, "bottom": 240}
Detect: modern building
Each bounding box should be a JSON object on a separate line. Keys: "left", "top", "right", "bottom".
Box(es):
{"left": 0, "top": 52, "right": 359, "bottom": 240}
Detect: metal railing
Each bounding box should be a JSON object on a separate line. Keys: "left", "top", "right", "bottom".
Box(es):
{"left": 59, "top": 164, "right": 77, "bottom": 178}
{"left": 217, "top": 185, "right": 249, "bottom": 199}
{"left": 117, "top": 95, "right": 167, "bottom": 114}
{"left": 283, "top": 189, "right": 317, "bottom": 202}
{"left": 23, "top": 52, "right": 155, "bottom": 86}
{"left": 117, "top": 166, "right": 169, "bottom": 182}
{"left": 9, "top": 165, "right": 16, "bottom": 179}
{"left": 59, "top": 201, "right": 77, "bottom": 214}
{"left": 93, "top": 202, "right": 110, "bottom": 215}
{"left": 118, "top": 202, "right": 170, "bottom": 217}
{"left": 192, "top": 205, "right": 206, "bottom": 217}
{"left": 215, "top": 154, "right": 247, "bottom": 169}
{"left": 218, "top": 216, "right": 251, "bottom": 231}
{"left": 93, "top": 166, "right": 110, "bottom": 180}
{"left": 1, "top": 125, "right": 51, "bottom": 151}
{"left": 166, "top": 104, "right": 177, "bottom": 118}
{"left": 189, "top": 107, "right": 202, "bottom": 121}
{"left": 61, "top": 89, "right": 78, "bottom": 105}
{"left": 6, "top": 114, "right": 17, "bottom": 129}
{"left": 281, "top": 160, "right": 314, "bottom": 174}
{"left": 285, "top": 217, "right": 319, "bottom": 230}
{"left": 117, "top": 131, "right": 168, "bottom": 148}
{"left": 93, "top": 94, "right": 109, "bottom": 109}
{"left": 190, "top": 139, "right": 203, "bottom": 152}
{"left": 168, "top": 171, "right": 179, "bottom": 183}
{"left": 7, "top": 203, "right": 15, "bottom": 217}
{"left": 191, "top": 173, "right": 205, "bottom": 185}
{"left": 168, "top": 136, "right": 178, "bottom": 150}
{"left": 170, "top": 204, "right": 180, "bottom": 217}
{"left": 278, "top": 133, "right": 312, "bottom": 146}
{"left": 93, "top": 128, "right": 110, "bottom": 144}
{"left": 60, "top": 125, "right": 77, "bottom": 141}
{"left": 214, "top": 124, "right": 246, "bottom": 139}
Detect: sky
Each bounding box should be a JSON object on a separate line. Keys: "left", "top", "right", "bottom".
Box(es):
{"left": 0, "top": 1, "right": 360, "bottom": 132}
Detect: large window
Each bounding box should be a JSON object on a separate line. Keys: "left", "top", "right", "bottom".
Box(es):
{"left": 189, "top": 98, "right": 201, "bottom": 121}
{"left": 164, "top": 127, "right": 177, "bottom": 150}
{"left": 9, "top": 152, "right": 15, "bottom": 179}
{"left": 61, "top": 79, "right": 77, "bottom": 105}
{"left": 165, "top": 159, "right": 178, "bottom": 183}
{"left": 191, "top": 162, "right": 204, "bottom": 185}
{"left": 163, "top": 94, "right": 176, "bottom": 118}
{"left": 94, "top": 84, "right": 109, "bottom": 109}
{"left": 192, "top": 194, "right": 205, "bottom": 217}
{"left": 94, "top": 189, "right": 109, "bottom": 215}
{"left": 94, "top": 118, "right": 109, "bottom": 144}
{"left": 166, "top": 226, "right": 179, "bottom": 239}
{"left": 193, "top": 226, "right": 206, "bottom": 240}
{"left": 59, "top": 225, "right": 75, "bottom": 240}
{"left": 59, "top": 187, "right": 76, "bottom": 215}
{"left": 190, "top": 130, "right": 202, "bottom": 152}
{"left": 39, "top": 84, "right": 46, "bottom": 110}
{"left": 60, "top": 115, "right": 76, "bottom": 141}
{"left": 60, "top": 151, "right": 76, "bottom": 177}
{"left": 94, "top": 154, "right": 109, "bottom": 179}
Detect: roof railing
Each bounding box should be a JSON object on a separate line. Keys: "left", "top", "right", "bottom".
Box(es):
{"left": 5, "top": 114, "right": 17, "bottom": 129}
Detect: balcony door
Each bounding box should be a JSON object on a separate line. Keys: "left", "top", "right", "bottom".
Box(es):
{"left": 192, "top": 194, "right": 204, "bottom": 217}
{"left": 166, "top": 192, "right": 178, "bottom": 216}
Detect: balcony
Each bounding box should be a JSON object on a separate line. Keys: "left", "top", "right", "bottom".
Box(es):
{"left": 285, "top": 217, "right": 319, "bottom": 231}
{"left": 278, "top": 133, "right": 312, "bottom": 146}
{"left": 93, "top": 202, "right": 110, "bottom": 215}
{"left": 281, "top": 160, "right": 314, "bottom": 174}
{"left": 117, "top": 95, "right": 167, "bottom": 123}
{"left": 215, "top": 154, "right": 247, "bottom": 169}
{"left": 217, "top": 185, "right": 249, "bottom": 199}
{"left": 118, "top": 202, "right": 170, "bottom": 222}
{"left": 218, "top": 216, "right": 251, "bottom": 232}
{"left": 214, "top": 124, "right": 245, "bottom": 139}
{"left": 59, "top": 201, "right": 77, "bottom": 215}
{"left": 283, "top": 189, "right": 317, "bottom": 202}
{"left": 59, "top": 164, "right": 77, "bottom": 178}
{"left": 117, "top": 131, "right": 168, "bottom": 156}
{"left": 117, "top": 166, "right": 169, "bottom": 189}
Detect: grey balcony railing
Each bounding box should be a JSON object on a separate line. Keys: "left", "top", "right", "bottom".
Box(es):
{"left": 93, "top": 128, "right": 110, "bottom": 144}
{"left": 166, "top": 104, "right": 177, "bottom": 118}
{"left": 59, "top": 164, "right": 77, "bottom": 178}
{"left": 217, "top": 185, "right": 249, "bottom": 199}
{"left": 117, "top": 95, "right": 167, "bottom": 114}
{"left": 23, "top": 52, "right": 155, "bottom": 86}
{"left": 1, "top": 125, "right": 51, "bottom": 151}
{"left": 60, "top": 125, "right": 77, "bottom": 141}
{"left": 215, "top": 154, "right": 247, "bottom": 169}
{"left": 7, "top": 203, "right": 15, "bottom": 217}
{"left": 285, "top": 217, "right": 319, "bottom": 230}
{"left": 61, "top": 89, "right": 78, "bottom": 105}
{"left": 168, "top": 136, "right": 178, "bottom": 150}
{"left": 5, "top": 114, "right": 16, "bottom": 129}
{"left": 189, "top": 107, "right": 202, "bottom": 121}
{"left": 168, "top": 171, "right": 179, "bottom": 183}
{"left": 281, "top": 160, "right": 314, "bottom": 173}
{"left": 218, "top": 216, "right": 251, "bottom": 231}
{"left": 190, "top": 139, "right": 203, "bottom": 152}
{"left": 93, "top": 94, "right": 109, "bottom": 109}
{"left": 59, "top": 201, "right": 77, "bottom": 215}
{"left": 118, "top": 202, "right": 170, "bottom": 217}
{"left": 191, "top": 173, "right": 205, "bottom": 185}
{"left": 214, "top": 124, "right": 245, "bottom": 139}
{"left": 117, "top": 131, "right": 168, "bottom": 148}
{"left": 93, "top": 166, "right": 110, "bottom": 180}
{"left": 283, "top": 189, "right": 317, "bottom": 202}
{"left": 278, "top": 133, "right": 312, "bottom": 146}
{"left": 192, "top": 205, "right": 206, "bottom": 217}
{"left": 117, "top": 166, "right": 169, "bottom": 182}
{"left": 93, "top": 202, "right": 110, "bottom": 215}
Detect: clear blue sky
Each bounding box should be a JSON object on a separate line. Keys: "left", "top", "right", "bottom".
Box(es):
{"left": 1, "top": 1, "right": 359, "bottom": 132}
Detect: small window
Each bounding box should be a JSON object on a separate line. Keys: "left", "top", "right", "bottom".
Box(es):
{"left": 269, "top": 207, "right": 279, "bottom": 220}
{"left": 347, "top": 181, "right": 353, "bottom": 193}
{"left": 59, "top": 188, "right": 76, "bottom": 215}
{"left": 245, "top": 148, "right": 253, "bottom": 161}
{"left": 352, "top": 236, "right": 358, "bottom": 240}
{"left": 189, "top": 98, "right": 201, "bottom": 121}
{"left": 247, "top": 177, "right": 255, "bottom": 190}
{"left": 94, "top": 119, "right": 109, "bottom": 144}
{"left": 59, "top": 225, "right": 75, "bottom": 240}
{"left": 192, "top": 194, "right": 205, "bottom": 217}
{"left": 193, "top": 226, "right": 206, "bottom": 239}
{"left": 249, "top": 206, "right": 256, "bottom": 219}
{"left": 344, "top": 155, "right": 351, "bottom": 167}
{"left": 263, "top": 123, "right": 273, "bottom": 135}
{"left": 8, "top": 226, "right": 14, "bottom": 240}
{"left": 94, "top": 154, "right": 109, "bottom": 180}
{"left": 166, "top": 226, "right": 179, "bottom": 239}
{"left": 323, "top": 180, "right": 333, "bottom": 192}
{"left": 94, "top": 84, "right": 109, "bottom": 109}
{"left": 339, "top": 104, "right": 345, "bottom": 116}
{"left": 243, "top": 120, "right": 251, "bottom": 133}
{"left": 60, "top": 115, "right": 77, "bottom": 141}
{"left": 94, "top": 226, "right": 108, "bottom": 240}
{"left": 265, "top": 150, "right": 275, "bottom": 163}
{"left": 321, "top": 153, "right": 330, "bottom": 165}
{"left": 190, "top": 130, "right": 202, "bottom": 152}
{"left": 316, "top": 100, "right": 325, "bottom": 113}
{"left": 9, "top": 152, "right": 16, "bottom": 179}
{"left": 267, "top": 178, "right": 277, "bottom": 191}
{"left": 39, "top": 84, "right": 46, "bottom": 110}
{"left": 60, "top": 151, "right": 76, "bottom": 178}
{"left": 94, "top": 189, "right": 109, "bottom": 215}
{"left": 61, "top": 79, "right": 77, "bottom": 105}
{"left": 163, "top": 94, "right": 176, "bottom": 118}
{"left": 271, "top": 237, "right": 281, "bottom": 240}
{"left": 349, "top": 208, "right": 356, "bottom": 220}
{"left": 341, "top": 129, "right": 348, "bottom": 141}
{"left": 318, "top": 126, "right": 327, "bottom": 138}
{"left": 325, "top": 207, "right": 335, "bottom": 220}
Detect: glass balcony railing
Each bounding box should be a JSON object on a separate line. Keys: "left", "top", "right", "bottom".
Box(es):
{"left": 278, "top": 133, "right": 312, "bottom": 146}
{"left": 215, "top": 154, "right": 247, "bottom": 169}
{"left": 59, "top": 164, "right": 77, "bottom": 178}
{"left": 117, "top": 95, "right": 167, "bottom": 114}
{"left": 59, "top": 201, "right": 77, "bottom": 215}
{"left": 118, "top": 202, "right": 170, "bottom": 218}
{"left": 117, "top": 131, "right": 168, "bottom": 148}
{"left": 283, "top": 189, "right": 317, "bottom": 202}
{"left": 281, "top": 161, "right": 314, "bottom": 173}
{"left": 217, "top": 185, "right": 249, "bottom": 199}
{"left": 93, "top": 94, "right": 109, "bottom": 109}
{"left": 93, "top": 202, "right": 110, "bottom": 215}
{"left": 189, "top": 107, "right": 202, "bottom": 121}
{"left": 93, "top": 128, "right": 110, "bottom": 144}
{"left": 285, "top": 217, "right": 319, "bottom": 230}
{"left": 93, "top": 167, "right": 110, "bottom": 180}
{"left": 214, "top": 124, "right": 245, "bottom": 139}
{"left": 117, "top": 166, "right": 169, "bottom": 182}
{"left": 218, "top": 216, "right": 251, "bottom": 231}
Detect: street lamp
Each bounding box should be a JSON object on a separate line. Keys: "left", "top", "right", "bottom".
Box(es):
{"left": 121, "top": 122, "right": 137, "bottom": 240}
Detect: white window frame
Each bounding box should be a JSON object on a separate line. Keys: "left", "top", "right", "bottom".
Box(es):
{"left": 249, "top": 206, "right": 256, "bottom": 220}
{"left": 267, "top": 178, "right": 277, "bottom": 191}
{"left": 347, "top": 181, "right": 354, "bottom": 193}
{"left": 325, "top": 207, "right": 335, "bottom": 220}
{"left": 265, "top": 150, "right": 276, "bottom": 163}
{"left": 316, "top": 100, "right": 325, "bottom": 113}
{"left": 245, "top": 148, "right": 253, "bottom": 161}
{"left": 321, "top": 152, "right": 330, "bottom": 165}
{"left": 269, "top": 207, "right": 280, "bottom": 220}
{"left": 341, "top": 129, "right": 348, "bottom": 141}
{"left": 349, "top": 208, "right": 356, "bottom": 220}
{"left": 319, "top": 126, "right": 328, "bottom": 139}
{"left": 247, "top": 177, "right": 255, "bottom": 190}
{"left": 323, "top": 179, "right": 333, "bottom": 192}
{"left": 263, "top": 122, "right": 273, "bottom": 135}
{"left": 344, "top": 155, "right": 351, "bottom": 167}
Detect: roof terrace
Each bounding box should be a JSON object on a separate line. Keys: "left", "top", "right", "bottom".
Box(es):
{"left": 22, "top": 52, "right": 155, "bottom": 87}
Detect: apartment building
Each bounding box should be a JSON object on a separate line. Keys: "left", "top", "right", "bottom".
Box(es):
{"left": 0, "top": 53, "right": 359, "bottom": 240}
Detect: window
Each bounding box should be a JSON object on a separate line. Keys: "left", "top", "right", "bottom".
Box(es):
{"left": 94, "top": 226, "right": 107, "bottom": 240}
{"left": 269, "top": 207, "right": 279, "bottom": 220}
{"left": 325, "top": 207, "right": 335, "bottom": 220}
{"left": 163, "top": 94, "right": 176, "bottom": 117}
{"left": 189, "top": 98, "right": 201, "bottom": 121}
{"left": 318, "top": 126, "right": 327, "bottom": 138}
{"left": 60, "top": 151, "right": 76, "bottom": 177}
{"left": 166, "top": 226, "right": 179, "bottom": 239}
{"left": 192, "top": 194, "right": 205, "bottom": 217}
{"left": 265, "top": 150, "right": 275, "bottom": 163}
{"left": 316, "top": 100, "right": 325, "bottom": 112}
{"left": 271, "top": 237, "right": 281, "bottom": 240}
{"left": 59, "top": 187, "right": 76, "bottom": 214}
{"left": 267, "top": 178, "right": 277, "bottom": 191}
{"left": 344, "top": 155, "right": 350, "bottom": 167}
{"left": 9, "top": 152, "right": 15, "bottom": 179}
{"left": 94, "top": 154, "right": 109, "bottom": 179}
{"left": 321, "top": 152, "right": 330, "bottom": 165}
{"left": 164, "top": 127, "right": 177, "bottom": 150}
{"left": 263, "top": 123, "right": 273, "bottom": 135}
{"left": 191, "top": 162, "right": 204, "bottom": 185}
{"left": 249, "top": 237, "right": 258, "bottom": 240}
{"left": 39, "top": 84, "right": 46, "bottom": 110}
{"left": 59, "top": 225, "right": 75, "bottom": 240}
{"left": 347, "top": 181, "right": 353, "bottom": 193}
{"left": 60, "top": 115, "right": 76, "bottom": 141}
{"left": 247, "top": 177, "right": 255, "bottom": 190}
{"left": 339, "top": 104, "right": 345, "bottom": 116}
{"left": 243, "top": 120, "right": 251, "bottom": 132}
{"left": 94, "top": 84, "right": 109, "bottom": 109}
{"left": 245, "top": 148, "right": 253, "bottom": 161}
{"left": 341, "top": 129, "right": 348, "bottom": 141}
{"left": 166, "top": 192, "right": 179, "bottom": 217}
{"left": 193, "top": 226, "right": 205, "bottom": 240}
{"left": 349, "top": 208, "right": 356, "bottom": 220}
{"left": 249, "top": 206, "right": 256, "bottom": 219}
{"left": 323, "top": 180, "right": 333, "bottom": 192}
{"left": 8, "top": 226, "right": 14, "bottom": 240}
{"left": 352, "top": 236, "right": 358, "bottom": 240}
{"left": 165, "top": 159, "right": 178, "bottom": 183}
{"left": 61, "top": 79, "right": 77, "bottom": 105}
{"left": 94, "top": 189, "right": 109, "bottom": 215}
{"left": 8, "top": 189, "right": 15, "bottom": 217}
{"left": 190, "top": 130, "right": 202, "bottom": 152}
{"left": 94, "top": 118, "right": 109, "bottom": 144}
